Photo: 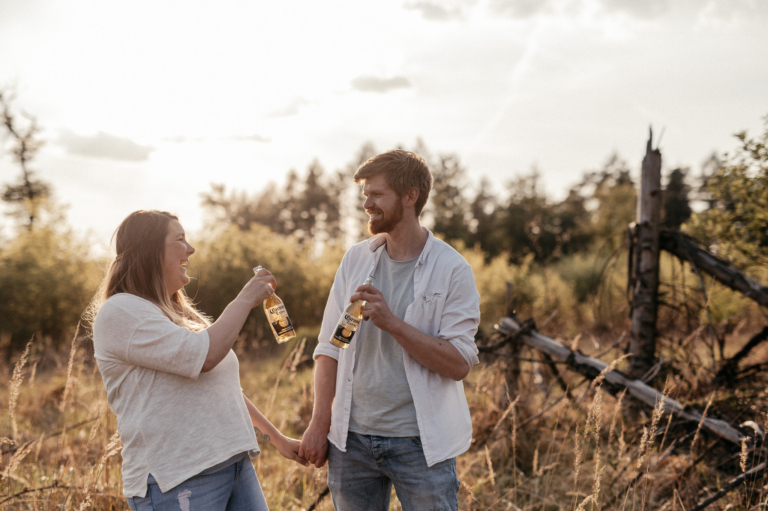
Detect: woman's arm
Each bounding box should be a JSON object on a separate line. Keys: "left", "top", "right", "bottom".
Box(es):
{"left": 243, "top": 394, "right": 308, "bottom": 466}
{"left": 202, "top": 271, "right": 276, "bottom": 372}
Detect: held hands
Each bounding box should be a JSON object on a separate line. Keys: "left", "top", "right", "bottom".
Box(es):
{"left": 350, "top": 284, "right": 396, "bottom": 330}
{"left": 273, "top": 434, "right": 310, "bottom": 467}
{"left": 240, "top": 268, "right": 276, "bottom": 308}
{"left": 299, "top": 419, "right": 330, "bottom": 468}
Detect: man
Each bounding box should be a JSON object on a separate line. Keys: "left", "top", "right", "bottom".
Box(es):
{"left": 299, "top": 149, "right": 480, "bottom": 511}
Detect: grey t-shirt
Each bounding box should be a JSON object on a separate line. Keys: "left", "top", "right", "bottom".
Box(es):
{"left": 349, "top": 250, "right": 420, "bottom": 437}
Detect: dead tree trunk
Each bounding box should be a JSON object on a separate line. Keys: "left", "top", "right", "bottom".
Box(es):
{"left": 496, "top": 316, "right": 746, "bottom": 445}
{"left": 659, "top": 230, "right": 768, "bottom": 308}
{"left": 629, "top": 129, "right": 662, "bottom": 380}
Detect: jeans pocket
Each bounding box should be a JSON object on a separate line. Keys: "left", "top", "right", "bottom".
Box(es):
{"left": 127, "top": 495, "right": 153, "bottom": 511}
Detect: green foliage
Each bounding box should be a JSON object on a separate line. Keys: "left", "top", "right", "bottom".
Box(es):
{"left": 687, "top": 118, "right": 768, "bottom": 265}
{"left": 662, "top": 168, "right": 692, "bottom": 230}
{"left": 185, "top": 224, "right": 344, "bottom": 344}
{"left": 0, "top": 225, "right": 100, "bottom": 353}
{"left": 200, "top": 161, "right": 347, "bottom": 245}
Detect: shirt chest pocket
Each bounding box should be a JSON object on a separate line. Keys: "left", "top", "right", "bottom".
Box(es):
{"left": 411, "top": 290, "right": 446, "bottom": 333}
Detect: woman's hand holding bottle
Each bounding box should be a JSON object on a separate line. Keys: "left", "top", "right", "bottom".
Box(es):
{"left": 239, "top": 268, "right": 276, "bottom": 308}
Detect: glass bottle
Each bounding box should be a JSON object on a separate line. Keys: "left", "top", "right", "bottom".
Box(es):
{"left": 330, "top": 275, "right": 376, "bottom": 349}
{"left": 254, "top": 266, "right": 296, "bottom": 344}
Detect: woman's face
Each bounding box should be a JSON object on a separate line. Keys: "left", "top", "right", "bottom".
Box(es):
{"left": 163, "top": 219, "right": 195, "bottom": 295}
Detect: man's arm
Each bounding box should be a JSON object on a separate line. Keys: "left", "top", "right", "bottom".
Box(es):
{"left": 299, "top": 354, "right": 338, "bottom": 468}
{"left": 350, "top": 285, "right": 471, "bottom": 381}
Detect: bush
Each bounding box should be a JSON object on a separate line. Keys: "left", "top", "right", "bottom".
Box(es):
{"left": 185, "top": 224, "right": 344, "bottom": 347}
{"left": 0, "top": 226, "right": 101, "bottom": 356}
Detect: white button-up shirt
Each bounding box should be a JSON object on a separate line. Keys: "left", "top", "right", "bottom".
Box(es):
{"left": 313, "top": 228, "right": 481, "bottom": 467}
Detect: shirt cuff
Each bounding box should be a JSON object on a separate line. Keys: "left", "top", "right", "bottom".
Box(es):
{"left": 313, "top": 341, "right": 340, "bottom": 361}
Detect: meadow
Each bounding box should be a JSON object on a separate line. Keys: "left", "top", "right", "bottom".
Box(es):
{"left": 2, "top": 249, "right": 768, "bottom": 510}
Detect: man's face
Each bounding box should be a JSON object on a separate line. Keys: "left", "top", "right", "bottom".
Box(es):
{"left": 362, "top": 174, "right": 405, "bottom": 235}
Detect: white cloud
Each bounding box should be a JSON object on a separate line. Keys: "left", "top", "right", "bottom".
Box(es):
{"left": 489, "top": 0, "right": 552, "bottom": 18}
{"left": 404, "top": 1, "right": 465, "bottom": 21}
{"left": 58, "top": 129, "right": 154, "bottom": 161}
{"left": 266, "top": 98, "right": 311, "bottom": 118}
{"left": 226, "top": 134, "right": 271, "bottom": 143}
{"left": 351, "top": 75, "right": 412, "bottom": 93}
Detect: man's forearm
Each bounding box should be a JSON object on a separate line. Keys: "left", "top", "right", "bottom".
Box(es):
{"left": 388, "top": 319, "right": 470, "bottom": 381}
{"left": 311, "top": 355, "right": 338, "bottom": 427}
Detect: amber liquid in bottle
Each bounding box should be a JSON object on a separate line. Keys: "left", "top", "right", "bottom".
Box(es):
{"left": 330, "top": 276, "right": 375, "bottom": 349}
{"left": 254, "top": 266, "right": 296, "bottom": 344}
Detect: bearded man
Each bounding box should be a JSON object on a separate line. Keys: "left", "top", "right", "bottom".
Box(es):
{"left": 299, "top": 149, "right": 481, "bottom": 511}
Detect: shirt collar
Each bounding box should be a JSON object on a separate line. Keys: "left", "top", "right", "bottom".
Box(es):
{"left": 365, "top": 228, "right": 435, "bottom": 265}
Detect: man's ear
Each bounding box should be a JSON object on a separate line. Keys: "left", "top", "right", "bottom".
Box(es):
{"left": 404, "top": 187, "right": 419, "bottom": 209}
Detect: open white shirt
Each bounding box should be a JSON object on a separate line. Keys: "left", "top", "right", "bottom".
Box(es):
{"left": 314, "top": 229, "right": 481, "bottom": 467}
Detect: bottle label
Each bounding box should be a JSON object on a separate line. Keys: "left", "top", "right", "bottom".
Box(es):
{"left": 332, "top": 313, "right": 360, "bottom": 345}
{"left": 267, "top": 305, "right": 295, "bottom": 337}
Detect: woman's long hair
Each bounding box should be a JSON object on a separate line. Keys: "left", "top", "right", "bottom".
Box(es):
{"left": 85, "top": 210, "right": 210, "bottom": 331}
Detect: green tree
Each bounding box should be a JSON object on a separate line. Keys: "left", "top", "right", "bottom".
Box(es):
{"left": 662, "top": 167, "right": 692, "bottom": 230}
{"left": 573, "top": 153, "right": 637, "bottom": 249}
{"left": 688, "top": 117, "right": 768, "bottom": 265}
{"left": 1, "top": 89, "right": 51, "bottom": 230}
{"left": 428, "top": 153, "right": 472, "bottom": 244}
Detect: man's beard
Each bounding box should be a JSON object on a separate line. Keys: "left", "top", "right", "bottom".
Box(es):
{"left": 367, "top": 201, "right": 404, "bottom": 235}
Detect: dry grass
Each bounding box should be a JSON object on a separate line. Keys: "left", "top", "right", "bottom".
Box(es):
{"left": 1, "top": 327, "right": 767, "bottom": 510}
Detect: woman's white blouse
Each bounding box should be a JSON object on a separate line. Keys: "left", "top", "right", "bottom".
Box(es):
{"left": 93, "top": 293, "right": 258, "bottom": 498}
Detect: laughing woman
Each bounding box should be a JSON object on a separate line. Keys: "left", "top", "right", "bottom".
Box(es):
{"left": 87, "top": 210, "right": 306, "bottom": 511}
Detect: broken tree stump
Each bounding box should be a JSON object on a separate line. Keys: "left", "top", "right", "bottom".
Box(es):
{"left": 629, "top": 128, "right": 662, "bottom": 380}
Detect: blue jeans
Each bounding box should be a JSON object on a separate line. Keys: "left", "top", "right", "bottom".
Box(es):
{"left": 328, "top": 433, "right": 460, "bottom": 511}
{"left": 126, "top": 456, "right": 268, "bottom": 511}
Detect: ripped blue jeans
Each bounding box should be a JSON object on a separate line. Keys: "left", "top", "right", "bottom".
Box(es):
{"left": 126, "top": 456, "right": 268, "bottom": 511}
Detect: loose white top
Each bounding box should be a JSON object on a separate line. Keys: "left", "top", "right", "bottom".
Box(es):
{"left": 93, "top": 293, "right": 259, "bottom": 498}
{"left": 314, "top": 228, "right": 481, "bottom": 467}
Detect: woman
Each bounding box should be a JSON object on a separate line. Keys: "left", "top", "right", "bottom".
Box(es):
{"left": 88, "top": 210, "right": 306, "bottom": 510}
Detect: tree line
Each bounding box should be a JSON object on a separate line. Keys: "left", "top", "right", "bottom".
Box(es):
{"left": 1, "top": 86, "right": 766, "bottom": 357}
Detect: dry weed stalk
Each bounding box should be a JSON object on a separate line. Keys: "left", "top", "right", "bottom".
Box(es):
{"left": 637, "top": 386, "right": 667, "bottom": 471}
{"left": 691, "top": 391, "right": 715, "bottom": 455}
{"left": 608, "top": 389, "right": 627, "bottom": 447}
{"left": 1, "top": 440, "right": 35, "bottom": 481}
{"left": 266, "top": 339, "right": 304, "bottom": 416}
{"left": 510, "top": 393, "right": 520, "bottom": 503}
{"left": 572, "top": 428, "right": 584, "bottom": 498}
{"left": 29, "top": 360, "right": 38, "bottom": 387}
{"left": 7, "top": 339, "right": 32, "bottom": 440}
{"left": 79, "top": 430, "right": 123, "bottom": 511}
{"left": 484, "top": 445, "right": 496, "bottom": 486}
{"left": 740, "top": 437, "right": 749, "bottom": 473}
{"left": 60, "top": 323, "right": 82, "bottom": 412}
{"left": 618, "top": 422, "right": 627, "bottom": 461}
{"left": 588, "top": 386, "right": 605, "bottom": 508}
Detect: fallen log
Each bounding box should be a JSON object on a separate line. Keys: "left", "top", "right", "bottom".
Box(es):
{"left": 495, "top": 316, "right": 746, "bottom": 445}
{"left": 659, "top": 230, "right": 768, "bottom": 309}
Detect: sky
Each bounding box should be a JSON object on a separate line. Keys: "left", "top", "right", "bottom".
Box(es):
{"left": 1, "top": 0, "right": 767, "bottom": 248}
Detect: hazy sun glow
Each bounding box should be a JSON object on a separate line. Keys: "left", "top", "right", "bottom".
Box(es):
{"left": 0, "top": 0, "right": 766, "bottom": 245}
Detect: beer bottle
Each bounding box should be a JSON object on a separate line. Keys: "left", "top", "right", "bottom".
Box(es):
{"left": 254, "top": 266, "right": 296, "bottom": 344}
{"left": 330, "top": 275, "right": 376, "bottom": 349}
